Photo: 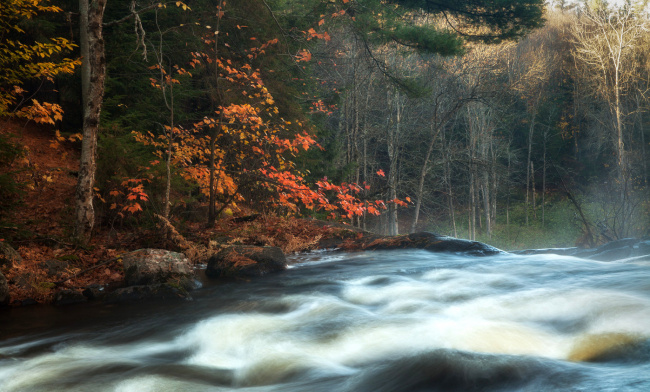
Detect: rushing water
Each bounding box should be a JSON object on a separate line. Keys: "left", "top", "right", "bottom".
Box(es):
{"left": 1, "top": 250, "right": 650, "bottom": 391}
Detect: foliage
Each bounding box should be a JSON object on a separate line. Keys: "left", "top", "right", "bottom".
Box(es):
{"left": 0, "top": 0, "right": 79, "bottom": 122}
{"left": 132, "top": 31, "right": 395, "bottom": 221}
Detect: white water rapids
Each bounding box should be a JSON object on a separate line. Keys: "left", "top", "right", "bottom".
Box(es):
{"left": 1, "top": 250, "right": 649, "bottom": 391}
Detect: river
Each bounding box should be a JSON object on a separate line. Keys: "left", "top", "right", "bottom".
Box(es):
{"left": 1, "top": 249, "right": 649, "bottom": 391}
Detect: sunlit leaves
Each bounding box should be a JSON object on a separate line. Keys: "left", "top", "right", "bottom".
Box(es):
{"left": 0, "top": 0, "right": 80, "bottom": 120}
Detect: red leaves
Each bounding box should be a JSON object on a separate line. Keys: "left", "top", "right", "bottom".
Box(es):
{"left": 376, "top": 169, "right": 385, "bottom": 177}
{"left": 306, "top": 28, "right": 331, "bottom": 42}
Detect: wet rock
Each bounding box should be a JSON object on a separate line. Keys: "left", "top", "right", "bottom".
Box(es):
{"left": 517, "top": 238, "right": 650, "bottom": 262}
{"left": 363, "top": 232, "right": 504, "bottom": 256}
{"left": 82, "top": 284, "right": 105, "bottom": 300}
{"left": 0, "top": 242, "right": 21, "bottom": 269}
{"left": 588, "top": 238, "right": 650, "bottom": 262}
{"left": 104, "top": 284, "right": 192, "bottom": 303}
{"left": 53, "top": 289, "right": 87, "bottom": 306}
{"left": 0, "top": 271, "right": 9, "bottom": 306}
{"left": 11, "top": 298, "right": 38, "bottom": 306}
{"left": 206, "top": 246, "right": 287, "bottom": 278}
{"left": 40, "top": 259, "right": 69, "bottom": 277}
{"left": 515, "top": 247, "right": 580, "bottom": 256}
{"left": 122, "top": 249, "right": 194, "bottom": 290}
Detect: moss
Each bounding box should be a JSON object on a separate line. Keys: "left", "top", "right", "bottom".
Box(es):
{"left": 56, "top": 254, "right": 80, "bottom": 262}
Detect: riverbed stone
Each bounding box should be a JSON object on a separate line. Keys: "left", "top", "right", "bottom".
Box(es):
{"left": 53, "top": 289, "right": 87, "bottom": 306}
{"left": 0, "top": 271, "right": 9, "bottom": 306}
{"left": 121, "top": 249, "right": 194, "bottom": 290}
{"left": 82, "top": 284, "right": 105, "bottom": 301}
{"left": 0, "top": 242, "right": 22, "bottom": 269}
{"left": 206, "top": 245, "right": 287, "bottom": 278}
{"left": 104, "top": 283, "right": 192, "bottom": 303}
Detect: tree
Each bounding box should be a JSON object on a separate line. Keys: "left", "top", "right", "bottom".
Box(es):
{"left": 350, "top": 0, "right": 545, "bottom": 52}
{"left": 0, "top": 0, "right": 79, "bottom": 124}
{"left": 75, "top": 0, "right": 107, "bottom": 244}
{"left": 572, "top": 3, "right": 648, "bottom": 238}
{"left": 572, "top": 3, "right": 646, "bottom": 182}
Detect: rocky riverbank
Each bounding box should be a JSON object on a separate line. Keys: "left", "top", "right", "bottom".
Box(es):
{"left": 2, "top": 217, "right": 648, "bottom": 308}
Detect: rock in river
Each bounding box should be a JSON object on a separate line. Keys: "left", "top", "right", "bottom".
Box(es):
{"left": 360, "top": 232, "right": 504, "bottom": 256}
{"left": 121, "top": 249, "right": 194, "bottom": 290}
{"left": 206, "top": 245, "right": 287, "bottom": 278}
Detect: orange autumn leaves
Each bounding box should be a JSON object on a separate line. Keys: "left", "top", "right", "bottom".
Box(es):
{"left": 123, "top": 8, "right": 405, "bottom": 221}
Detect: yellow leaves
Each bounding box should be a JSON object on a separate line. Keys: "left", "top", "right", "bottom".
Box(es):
{"left": 0, "top": 0, "right": 79, "bottom": 117}
{"left": 175, "top": 1, "right": 191, "bottom": 11}
{"left": 16, "top": 100, "right": 64, "bottom": 125}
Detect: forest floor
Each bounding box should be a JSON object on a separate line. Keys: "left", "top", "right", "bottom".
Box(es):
{"left": 0, "top": 121, "right": 361, "bottom": 306}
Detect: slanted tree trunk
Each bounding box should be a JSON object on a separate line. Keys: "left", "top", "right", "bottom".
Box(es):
{"left": 75, "top": 0, "right": 107, "bottom": 244}
{"left": 410, "top": 123, "right": 442, "bottom": 233}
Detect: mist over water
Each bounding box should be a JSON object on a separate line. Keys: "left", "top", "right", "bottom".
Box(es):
{"left": 1, "top": 250, "right": 649, "bottom": 391}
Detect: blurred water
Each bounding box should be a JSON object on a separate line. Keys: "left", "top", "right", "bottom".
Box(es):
{"left": 1, "top": 250, "right": 649, "bottom": 391}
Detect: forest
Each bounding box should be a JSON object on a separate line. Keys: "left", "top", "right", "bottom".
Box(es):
{"left": 1, "top": 0, "right": 649, "bottom": 260}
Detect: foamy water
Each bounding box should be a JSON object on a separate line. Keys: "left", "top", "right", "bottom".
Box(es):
{"left": 1, "top": 250, "right": 649, "bottom": 391}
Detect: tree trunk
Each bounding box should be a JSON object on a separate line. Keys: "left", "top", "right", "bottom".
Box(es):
{"left": 208, "top": 133, "right": 217, "bottom": 225}
{"left": 469, "top": 168, "right": 476, "bottom": 241}
{"left": 386, "top": 89, "right": 402, "bottom": 236}
{"left": 531, "top": 161, "right": 536, "bottom": 219}
{"left": 441, "top": 128, "right": 457, "bottom": 237}
{"left": 411, "top": 123, "right": 442, "bottom": 233}
{"left": 482, "top": 173, "right": 491, "bottom": 238}
{"left": 75, "top": 0, "right": 107, "bottom": 244}
{"left": 635, "top": 94, "right": 648, "bottom": 187}
{"left": 542, "top": 128, "right": 547, "bottom": 228}
{"left": 207, "top": 5, "right": 224, "bottom": 225}
{"left": 525, "top": 113, "right": 536, "bottom": 226}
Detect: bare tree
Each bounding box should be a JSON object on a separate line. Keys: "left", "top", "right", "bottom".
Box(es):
{"left": 572, "top": 3, "right": 648, "bottom": 237}
{"left": 572, "top": 3, "right": 646, "bottom": 182}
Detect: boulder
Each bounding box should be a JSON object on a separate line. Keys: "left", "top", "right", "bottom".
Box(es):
{"left": 363, "top": 232, "right": 504, "bottom": 256}
{"left": 82, "top": 284, "right": 105, "bottom": 301}
{"left": 588, "top": 238, "right": 650, "bottom": 262}
{"left": 40, "top": 259, "right": 69, "bottom": 277}
{"left": 0, "top": 242, "right": 21, "bottom": 269}
{"left": 53, "top": 289, "right": 87, "bottom": 306}
{"left": 104, "top": 284, "right": 192, "bottom": 303}
{"left": 121, "top": 249, "right": 194, "bottom": 290}
{"left": 0, "top": 271, "right": 9, "bottom": 306}
{"left": 206, "top": 245, "right": 287, "bottom": 278}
